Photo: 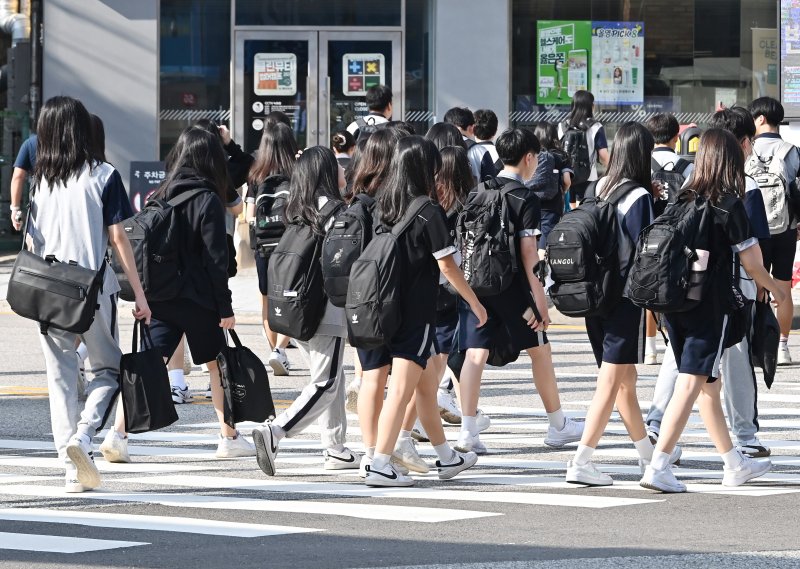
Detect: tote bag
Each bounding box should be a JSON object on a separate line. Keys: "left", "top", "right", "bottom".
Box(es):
{"left": 217, "top": 329, "right": 275, "bottom": 429}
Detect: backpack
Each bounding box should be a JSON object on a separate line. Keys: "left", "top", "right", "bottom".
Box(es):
{"left": 266, "top": 201, "right": 343, "bottom": 341}
{"left": 345, "top": 196, "right": 431, "bottom": 350}
{"left": 355, "top": 116, "right": 388, "bottom": 141}
{"left": 626, "top": 190, "right": 712, "bottom": 313}
{"left": 321, "top": 193, "right": 376, "bottom": 307}
{"left": 651, "top": 157, "right": 691, "bottom": 217}
{"left": 546, "top": 180, "right": 638, "bottom": 318}
{"left": 528, "top": 150, "right": 560, "bottom": 201}
{"left": 560, "top": 119, "right": 595, "bottom": 185}
{"left": 453, "top": 177, "right": 521, "bottom": 298}
{"left": 250, "top": 175, "right": 290, "bottom": 257}
{"left": 745, "top": 143, "right": 794, "bottom": 235}
{"left": 116, "top": 188, "right": 208, "bottom": 303}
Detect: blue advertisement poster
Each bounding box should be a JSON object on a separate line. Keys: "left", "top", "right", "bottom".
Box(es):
{"left": 590, "top": 21, "right": 644, "bottom": 105}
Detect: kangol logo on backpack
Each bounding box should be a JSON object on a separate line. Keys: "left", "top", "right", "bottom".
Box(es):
{"left": 274, "top": 307, "right": 282, "bottom": 317}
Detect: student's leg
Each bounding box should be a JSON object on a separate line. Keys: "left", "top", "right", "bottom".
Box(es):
{"left": 458, "top": 347, "right": 489, "bottom": 444}
{"left": 526, "top": 343, "right": 563, "bottom": 413}
{"left": 776, "top": 278, "right": 793, "bottom": 346}
{"left": 402, "top": 393, "right": 418, "bottom": 431}
{"left": 644, "top": 311, "right": 658, "bottom": 363}
{"left": 614, "top": 364, "right": 647, "bottom": 443}
{"left": 697, "top": 378, "right": 734, "bottom": 455}
{"left": 577, "top": 361, "right": 627, "bottom": 449}
{"left": 261, "top": 295, "right": 278, "bottom": 350}
{"left": 721, "top": 334, "right": 760, "bottom": 446}
{"left": 373, "top": 358, "right": 424, "bottom": 458}
{"left": 651, "top": 373, "right": 707, "bottom": 456}
{"left": 645, "top": 344, "right": 679, "bottom": 436}
{"left": 40, "top": 327, "right": 82, "bottom": 460}
{"left": 317, "top": 358, "right": 348, "bottom": 452}
{"left": 357, "top": 362, "right": 390, "bottom": 451}
{"left": 207, "top": 359, "right": 237, "bottom": 438}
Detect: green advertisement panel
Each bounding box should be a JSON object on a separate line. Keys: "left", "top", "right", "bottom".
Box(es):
{"left": 537, "top": 20, "right": 592, "bottom": 105}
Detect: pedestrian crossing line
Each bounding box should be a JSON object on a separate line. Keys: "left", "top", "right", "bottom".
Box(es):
{"left": 0, "top": 455, "right": 229, "bottom": 473}
{"left": 0, "top": 531, "right": 148, "bottom": 553}
{"left": 0, "top": 485, "right": 499, "bottom": 523}
{"left": 0, "top": 473, "right": 61, "bottom": 484}
{"left": 118, "top": 475, "right": 663, "bottom": 509}
{"left": 0, "top": 508, "right": 321, "bottom": 537}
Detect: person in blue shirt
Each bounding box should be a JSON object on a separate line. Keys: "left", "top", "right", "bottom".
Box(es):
{"left": 10, "top": 134, "right": 37, "bottom": 231}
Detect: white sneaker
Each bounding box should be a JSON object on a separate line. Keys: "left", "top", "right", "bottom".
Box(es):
{"left": 454, "top": 432, "right": 487, "bottom": 455}
{"left": 722, "top": 455, "right": 772, "bottom": 487}
{"left": 359, "top": 454, "right": 371, "bottom": 478}
{"left": 364, "top": 462, "right": 414, "bottom": 487}
{"left": 393, "top": 437, "right": 430, "bottom": 474}
{"left": 640, "top": 465, "right": 686, "bottom": 493}
{"left": 269, "top": 349, "right": 291, "bottom": 376}
{"left": 778, "top": 343, "right": 792, "bottom": 366}
{"left": 475, "top": 409, "right": 491, "bottom": 433}
{"left": 204, "top": 382, "right": 212, "bottom": 399}
{"left": 65, "top": 435, "right": 100, "bottom": 490}
{"left": 736, "top": 437, "right": 771, "bottom": 458}
{"left": 639, "top": 445, "right": 682, "bottom": 474}
{"left": 252, "top": 424, "right": 279, "bottom": 476}
{"left": 64, "top": 460, "right": 85, "bottom": 493}
{"left": 216, "top": 431, "right": 256, "bottom": 458}
{"left": 437, "top": 389, "right": 462, "bottom": 425}
{"left": 99, "top": 430, "right": 130, "bottom": 463}
{"left": 410, "top": 419, "right": 430, "bottom": 443}
{"left": 437, "top": 450, "right": 478, "bottom": 480}
{"left": 345, "top": 378, "right": 361, "bottom": 414}
{"left": 171, "top": 385, "right": 192, "bottom": 404}
{"left": 565, "top": 460, "right": 613, "bottom": 486}
{"left": 644, "top": 352, "right": 658, "bottom": 365}
{"left": 323, "top": 447, "right": 361, "bottom": 470}
{"left": 544, "top": 417, "right": 584, "bottom": 448}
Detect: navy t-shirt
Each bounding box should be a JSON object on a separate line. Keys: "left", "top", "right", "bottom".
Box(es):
{"left": 14, "top": 135, "right": 37, "bottom": 171}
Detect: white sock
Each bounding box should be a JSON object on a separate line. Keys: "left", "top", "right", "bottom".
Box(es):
{"left": 433, "top": 442, "right": 456, "bottom": 464}
{"left": 547, "top": 408, "right": 566, "bottom": 430}
{"left": 168, "top": 369, "right": 187, "bottom": 390}
{"left": 780, "top": 336, "right": 789, "bottom": 345}
{"left": 76, "top": 343, "right": 89, "bottom": 361}
{"left": 328, "top": 443, "right": 345, "bottom": 453}
{"left": 371, "top": 452, "right": 391, "bottom": 471}
{"left": 462, "top": 415, "right": 478, "bottom": 437}
{"left": 633, "top": 436, "right": 655, "bottom": 462}
{"left": 270, "top": 423, "right": 286, "bottom": 442}
{"left": 399, "top": 429, "right": 412, "bottom": 441}
{"left": 721, "top": 448, "right": 744, "bottom": 469}
{"left": 573, "top": 444, "right": 594, "bottom": 466}
{"left": 366, "top": 446, "right": 375, "bottom": 459}
{"left": 651, "top": 450, "right": 671, "bottom": 471}
{"left": 646, "top": 336, "right": 657, "bottom": 355}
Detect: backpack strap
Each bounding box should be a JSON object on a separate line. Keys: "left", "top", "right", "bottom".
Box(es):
{"left": 651, "top": 157, "right": 665, "bottom": 173}
{"left": 356, "top": 117, "right": 367, "bottom": 130}
{"left": 674, "top": 158, "right": 692, "bottom": 176}
{"left": 352, "top": 193, "right": 375, "bottom": 208}
{"left": 604, "top": 180, "right": 642, "bottom": 207}
{"left": 165, "top": 188, "right": 209, "bottom": 208}
{"left": 390, "top": 196, "right": 433, "bottom": 237}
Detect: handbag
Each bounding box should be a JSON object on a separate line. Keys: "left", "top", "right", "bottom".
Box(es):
{"left": 217, "top": 329, "right": 275, "bottom": 429}
{"left": 7, "top": 249, "right": 106, "bottom": 335}
{"left": 751, "top": 296, "right": 780, "bottom": 389}
{"left": 120, "top": 320, "right": 178, "bottom": 433}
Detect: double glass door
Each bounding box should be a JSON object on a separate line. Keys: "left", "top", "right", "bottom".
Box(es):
{"left": 235, "top": 31, "right": 402, "bottom": 153}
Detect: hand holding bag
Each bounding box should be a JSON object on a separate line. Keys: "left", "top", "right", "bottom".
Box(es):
{"left": 217, "top": 329, "right": 275, "bottom": 429}
{"left": 120, "top": 320, "right": 178, "bottom": 433}
{"left": 751, "top": 296, "right": 780, "bottom": 389}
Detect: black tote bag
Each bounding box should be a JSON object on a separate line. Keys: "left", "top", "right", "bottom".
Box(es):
{"left": 751, "top": 297, "right": 780, "bottom": 389}
{"left": 217, "top": 329, "right": 275, "bottom": 429}
{"left": 120, "top": 320, "right": 178, "bottom": 433}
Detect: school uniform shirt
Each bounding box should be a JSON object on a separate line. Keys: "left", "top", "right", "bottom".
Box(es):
{"left": 557, "top": 121, "right": 608, "bottom": 181}
{"left": 752, "top": 132, "right": 800, "bottom": 230}
{"left": 709, "top": 193, "right": 757, "bottom": 295}
{"left": 14, "top": 134, "right": 37, "bottom": 172}
{"left": 468, "top": 141, "right": 501, "bottom": 182}
{"left": 346, "top": 113, "right": 389, "bottom": 140}
{"left": 651, "top": 146, "right": 695, "bottom": 181}
{"left": 496, "top": 170, "right": 543, "bottom": 248}
{"left": 737, "top": 176, "right": 771, "bottom": 300}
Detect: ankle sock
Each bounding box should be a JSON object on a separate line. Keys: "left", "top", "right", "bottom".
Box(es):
{"left": 366, "top": 446, "right": 375, "bottom": 459}
{"left": 271, "top": 424, "right": 287, "bottom": 442}
{"left": 433, "top": 442, "right": 456, "bottom": 464}
{"left": 399, "top": 429, "right": 412, "bottom": 441}
{"left": 76, "top": 343, "right": 89, "bottom": 361}
{"left": 547, "top": 408, "right": 567, "bottom": 430}
{"left": 573, "top": 444, "right": 594, "bottom": 466}
{"left": 462, "top": 415, "right": 478, "bottom": 437}
{"left": 371, "top": 452, "right": 391, "bottom": 471}
{"left": 651, "top": 450, "right": 670, "bottom": 470}
{"left": 633, "top": 436, "right": 655, "bottom": 462}
{"left": 168, "top": 369, "right": 187, "bottom": 390}
{"left": 721, "top": 448, "right": 744, "bottom": 469}
{"left": 645, "top": 336, "right": 657, "bottom": 355}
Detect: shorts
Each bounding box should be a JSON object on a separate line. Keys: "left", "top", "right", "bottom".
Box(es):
{"left": 255, "top": 252, "right": 269, "bottom": 296}
{"left": 356, "top": 321, "right": 438, "bottom": 371}
{"left": 148, "top": 298, "right": 226, "bottom": 365}
{"left": 761, "top": 228, "right": 796, "bottom": 282}
{"left": 457, "top": 281, "right": 547, "bottom": 352}
{"left": 664, "top": 301, "right": 729, "bottom": 382}
{"left": 539, "top": 209, "right": 562, "bottom": 249}
{"left": 585, "top": 298, "right": 645, "bottom": 367}
{"left": 435, "top": 308, "right": 458, "bottom": 355}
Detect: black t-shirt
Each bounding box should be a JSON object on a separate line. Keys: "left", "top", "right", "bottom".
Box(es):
{"left": 492, "top": 175, "right": 542, "bottom": 244}
{"left": 707, "top": 193, "right": 756, "bottom": 308}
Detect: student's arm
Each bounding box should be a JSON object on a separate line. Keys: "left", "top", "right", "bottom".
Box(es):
{"left": 561, "top": 171, "right": 572, "bottom": 191}
{"left": 438, "top": 255, "right": 487, "bottom": 327}
{"left": 595, "top": 126, "right": 610, "bottom": 167}
{"left": 108, "top": 224, "right": 151, "bottom": 324}
{"left": 228, "top": 200, "right": 244, "bottom": 217}
{"left": 739, "top": 244, "right": 785, "bottom": 307}
{"left": 519, "top": 236, "right": 550, "bottom": 331}
{"left": 10, "top": 167, "right": 27, "bottom": 230}
{"left": 597, "top": 147, "right": 610, "bottom": 167}
{"left": 199, "top": 195, "right": 235, "bottom": 320}
{"left": 246, "top": 202, "right": 256, "bottom": 223}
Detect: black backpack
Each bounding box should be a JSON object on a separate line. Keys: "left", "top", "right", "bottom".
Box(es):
{"left": 560, "top": 119, "right": 595, "bottom": 185}
{"left": 345, "top": 196, "right": 431, "bottom": 350}
{"left": 117, "top": 188, "right": 208, "bottom": 303}
{"left": 651, "top": 157, "right": 691, "bottom": 217}
{"left": 528, "top": 150, "right": 560, "bottom": 201}
{"left": 546, "top": 180, "right": 638, "bottom": 318}
{"left": 250, "top": 175, "right": 290, "bottom": 258}
{"left": 355, "top": 116, "right": 388, "bottom": 141}
{"left": 627, "top": 190, "right": 711, "bottom": 314}
{"left": 321, "top": 193, "right": 376, "bottom": 308}
{"left": 453, "top": 177, "right": 520, "bottom": 298}
{"left": 266, "top": 201, "right": 343, "bottom": 341}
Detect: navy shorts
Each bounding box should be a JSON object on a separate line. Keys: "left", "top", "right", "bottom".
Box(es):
{"left": 356, "top": 321, "right": 438, "bottom": 371}
{"left": 148, "top": 298, "right": 226, "bottom": 365}
{"left": 539, "top": 209, "right": 562, "bottom": 249}
{"left": 585, "top": 298, "right": 645, "bottom": 367}
{"left": 761, "top": 228, "right": 796, "bottom": 282}
{"left": 435, "top": 308, "right": 458, "bottom": 355}
{"left": 664, "top": 301, "right": 729, "bottom": 381}
{"left": 255, "top": 253, "right": 269, "bottom": 296}
{"left": 457, "top": 282, "right": 547, "bottom": 353}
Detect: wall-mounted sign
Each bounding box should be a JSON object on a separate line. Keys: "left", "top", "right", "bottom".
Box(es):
{"left": 781, "top": 0, "right": 800, "bottom": 119}
{"left": 591, "top": 21, "right": 644, "bottom": 105}
{"left": 536, "top": 21, "right": 592, "bottom": 105}
{"left": 342, "top": 53, "right": 385, "bottom": 96}
{"left": 752, "top": 28, "right": 779, "bottom": 99}
{"left": 129, "top": 161, "right": 166, "bottom": 213}
{"left": 254, "top": 53, "right": 297, "bottom": 97}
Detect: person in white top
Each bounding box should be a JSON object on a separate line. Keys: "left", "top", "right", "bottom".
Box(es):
{"left": 346, "top": 84, "right": 393, "bottom": 141}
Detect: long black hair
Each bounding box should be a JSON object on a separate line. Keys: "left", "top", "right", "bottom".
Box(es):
{"left": 689, "top": 128, "right": 746, "bottom": 203}
{"left": 34, "top": 96, "right": 95, "bottom": 188}
{"left": 425, "top": 122, "right": 467, "bottom": 151}
{"left": 599, "top": 121, "right": 654, "bottom": 198}
{"left": 533, "top": 121, "right": 560, "bottom": 151}
{"left": 567, "top": 90, "right": 595, "bottom": 127}
{"left": 158, "top": 127, "right": 231, "bottom": 202}
{"left": 436, "top": 146, "right": 473, "bottom": 212}
{"left": 90, "top": 114, "right": 106, "bottom": 163}
{"left": 285, "top": 146, "right": 343, "bottom": 234}
{"left": 249, "top": 123, "right": 298, "bottom": 184}
{"left": 379, "top": 135, "right": 441, "bottom": 225}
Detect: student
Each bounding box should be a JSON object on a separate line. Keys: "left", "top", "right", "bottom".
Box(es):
{"left": 444, "top": 107, "right": 479, "bottom": 179}
{"left": 645, "top": 107, "right": 773, "bottom": 459}
{"left": 530, "top": 121, "right": 572, "bottom": 259}
{"left": 564, "top": 122, "right": 663, "bottom": 487}
{"left": 332, "top": 130, "right": 356, "bottom": 176}
{"left": 264, "top": 110, "right": 292, "bottom": 130}
{"left": 25, "top": 96, "right": 151, "bottom": 492}
{"left": 470, "top": 109, "right": 503, "bottom": 181}
{"left": 640, "top": 128, "right": 785, "bottom": 493}
{"left": 425, "top": 122, "right": 468, "bottom": 151}
{"left": 364, "top": 136, "right": 487, "bottom": 487}
{"left": 346, "top": 84, "right": 393, "bottom": 140}
{"left": 252, "top": 147, "right": 360, "bottom": 475}
{"left": 557, "top": 90, "right": 610, "bottom": 206}
{"left": 749, "top": 97, "right": 800, "bottom": 366}
{"left": 457, "top": 128, "right": 583, "bottom": 455}
{"left": 246, "top": 123, "right": 298, "bottom": 376}
{"left": 10, "top": 133, "right": 37, "bottom": 232}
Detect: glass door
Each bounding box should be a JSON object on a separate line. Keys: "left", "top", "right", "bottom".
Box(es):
{"left": 318, "top": 32, "right": 402, "bottom": 147}
{"left": 234, "top": 31, "right": 318, "bottom": 153}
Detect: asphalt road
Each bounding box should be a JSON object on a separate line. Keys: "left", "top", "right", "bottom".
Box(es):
{"left": 1, "top": 300, "right": 800, "bottom": 569}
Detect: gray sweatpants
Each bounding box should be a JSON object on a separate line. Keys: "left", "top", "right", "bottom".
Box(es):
{"left": 40, "top": 292, "right": 121, "bottom": 460}
{"left": 273, "top": 334, "right": 347, "bottom": 449}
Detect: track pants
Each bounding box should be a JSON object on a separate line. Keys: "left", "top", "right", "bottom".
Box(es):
{"left": 273, "top": 334, "right": 347, "bottom": 449}
{"left": 39, "top": 293, "right": 121, "bottom": 460}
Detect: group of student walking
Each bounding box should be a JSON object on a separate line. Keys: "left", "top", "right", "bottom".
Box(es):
{"left": 22, "top": 85, "right": 797, "bottom": 495}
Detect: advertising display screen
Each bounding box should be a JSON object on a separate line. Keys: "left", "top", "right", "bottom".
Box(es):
{"left": 590, "top": 22, "right": 644, "bottom": 105}
{"left": 781, "top": 0, "right": 800, "bottom": 119}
